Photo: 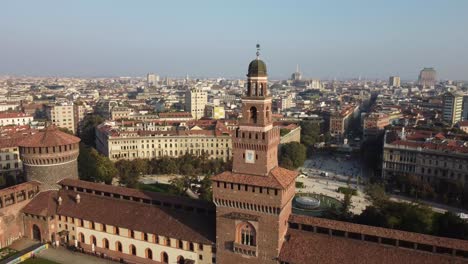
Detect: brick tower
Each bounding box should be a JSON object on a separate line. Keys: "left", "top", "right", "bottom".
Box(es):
{"left": 212, "top": 45, "right": 297, "bottom": 264}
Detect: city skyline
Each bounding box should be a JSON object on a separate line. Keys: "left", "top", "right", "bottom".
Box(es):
{"left": 2, "top": 0, "right": 468, "bottom": 80}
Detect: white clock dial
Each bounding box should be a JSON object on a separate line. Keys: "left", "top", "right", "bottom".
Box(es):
{"left": 245, "top": 150, "right": 255, "bottom": 164}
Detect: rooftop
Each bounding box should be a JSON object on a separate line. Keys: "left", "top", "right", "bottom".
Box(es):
{"left": 18, "top": 125, "right": 80, "bottom": 148}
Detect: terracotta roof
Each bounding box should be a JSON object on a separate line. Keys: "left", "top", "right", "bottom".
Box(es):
{"left": 0, "top": 112, "right": 32, "bottom": 119}
{"left": 57, "top": 178, "right": 214, "bottom": 211}
{"left": 22, "top": 188, "right": 215, "bottom": 244}
{"left": 289, "top": 214, "right": 468, "bottom": 251}
{"left": 18, "top": 125, "right": 80, "bottom": 147}
{"left": 279, "top": 229, "right": 466, "bottom": 264}
{"left": 211, "top": 166, "right": 297, "bottom": 189}
{"left": 21, "top": 190, "right": 59, "bottom": 217}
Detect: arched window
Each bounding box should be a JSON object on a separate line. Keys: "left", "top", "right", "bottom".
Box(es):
{"left": 146, "top": 248, "right": 153, "bottom": 259}
{"left": 103, "top": 238, "right": 109, "bottom": 249}
{"left": 249, "top": 107, "right": 257, "bottom": 124}
{"left": 116, "top": 241, "right": 122, "bottom": 252}
{"left": 189, "top": 242, "right": 194, "bottom": 252}
{"left": 236, "top": 222, "right": 256, "bottom": 246}
{"left": 178, "top": 240, "right": 183, "bottom": 249}
{"left": 90, "top": 235, "right": 96, "bottom": 246}
{"left": 79, "top": 233, "right": 85, "bottom": 243}
{"left": 177, "top": 255, "right": 185, "bottom": 264}
{"left": 129, "top": 244, "right": 136, "bottom": 256}
{"left": 161, "top": 252, "right": 169, "bottom": 263}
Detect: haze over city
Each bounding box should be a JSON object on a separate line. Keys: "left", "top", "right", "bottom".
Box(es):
{"left": 2, "top": 0, "right": 468, "bottom": 80}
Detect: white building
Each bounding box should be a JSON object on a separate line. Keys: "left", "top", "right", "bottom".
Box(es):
{"left": 185, "top": 88, "right": 207, "bottom": 120}
{"left": 0, "top": 112, "right": 33, "bottom": 127}
{"left": 46, "top": 102, "right": 76, "bottom": 133}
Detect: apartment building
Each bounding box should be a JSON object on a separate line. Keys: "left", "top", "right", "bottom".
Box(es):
{"left": 382, "top": 128, "right": 468, "bottom": 187}
{"left": 0, "top": 112, "right": 33, "bottom": 127}
{"left": 46, "top": 103, "right": 76, "bottom": 133}
{"left": 185, "top": 88, "right": 207, "bottom": 120}
{"left": 95, "top": 120, "right": 232, "bottom": 161}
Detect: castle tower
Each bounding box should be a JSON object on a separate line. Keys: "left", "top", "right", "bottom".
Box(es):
{"left": 19, "top": 126, "right": 81, "bottom": 190}
{"left": 212, "top": 45, "right": 297, "bottom": 264}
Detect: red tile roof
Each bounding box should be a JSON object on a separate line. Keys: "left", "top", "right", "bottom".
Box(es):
{"left": 212, "top": 166, "right": 297, "bottom": 189}
{"left": 289, "top": 214, "right": 468, "bottom": 251}
{"left": 22, "top": 188, "right": 215, "bottom": 244}
{"left": 279, "top": 228, "right": 465, "bottom": 264}
{"left": 18, "top": 125, "right": 80, "bottom": 147}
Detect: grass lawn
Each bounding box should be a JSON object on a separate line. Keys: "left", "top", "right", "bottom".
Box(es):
{"left": 137, "top": 182, "right": 175, "bottom": 193}
{"left": 21, "top": 257, "right": 60, "bottom": 264}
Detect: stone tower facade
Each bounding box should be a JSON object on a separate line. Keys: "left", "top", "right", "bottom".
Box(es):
{"left": 212, "top": 47, "right": 297, "bottom": 264}
{"left": 19, "top": 126, "right": 80, "bottom": 190}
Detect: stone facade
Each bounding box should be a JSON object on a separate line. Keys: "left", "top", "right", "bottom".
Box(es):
{"left": 23, "top": 161, "right": 78, "bottom": 190}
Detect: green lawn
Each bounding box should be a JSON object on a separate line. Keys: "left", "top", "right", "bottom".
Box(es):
{"left": 22, "top": 257, "right": 60, "bottom": 264}
{"left": 137, "top": 182, "right": 175, "bottom": 193}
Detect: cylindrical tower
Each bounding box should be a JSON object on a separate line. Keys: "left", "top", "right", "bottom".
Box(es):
{"left": 19, "top": 126, "right": 80, "bottom": 190}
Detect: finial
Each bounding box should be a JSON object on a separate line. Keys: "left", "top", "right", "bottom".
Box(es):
{"left": 256, "top": 44, "right": 260, "bottom": 59}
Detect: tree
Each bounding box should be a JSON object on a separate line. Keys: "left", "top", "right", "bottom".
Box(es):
{"left": 78, "top": 143, "right": 117, "bottom": 184}
{"left": 79, "top": 114, "right": 104, "bottom": 147}
{"left": 278, "top": 142, "right": 306, "bottom": 169}
{"left": 432, "top": 212, "right": 468, "bottom": 240}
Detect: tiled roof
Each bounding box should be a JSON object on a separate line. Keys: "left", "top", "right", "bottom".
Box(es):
{"left": 289, "top": 214, "right": 468, "bottom": 251}
{"left": 57, "top": 178, "right": 214, "bottom": 211}
{"left": 212, "top": 166, "right": 297, "bottom": 189}
{"left": 23, "top": 188, "right": 216, "bottom": 244}
{"left": 18, "top": 125, "right": 80, "bottom": 147}
{"left": 0, "top": 112, "right": 32, "bottom": 119}
{"left": 279, "top": 228, "right": 465, "bottom": 264}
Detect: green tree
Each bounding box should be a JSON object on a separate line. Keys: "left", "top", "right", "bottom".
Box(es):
{"left": 278, "top": 142, "right": 306, "bottom": 169}
{"left": 78, "top": 143, "right": 117, "bottom": 184}
{"left": 79, "top": 114, "right": 104, "bottom": 147}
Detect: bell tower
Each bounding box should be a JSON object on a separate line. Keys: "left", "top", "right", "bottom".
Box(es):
{"left": 232, "top": 44, "right": 279, "bottom": 176}
{"left": 212, "top": 45, "right": 297, "bottom": 264}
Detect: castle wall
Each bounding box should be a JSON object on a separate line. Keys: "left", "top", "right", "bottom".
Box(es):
{"left": 24, "top": 160, "right": 78, "bottom": 190}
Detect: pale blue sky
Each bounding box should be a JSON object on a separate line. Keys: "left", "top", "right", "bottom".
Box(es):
{"left": 1, "top": 0, "right": 468, "bottom": 80}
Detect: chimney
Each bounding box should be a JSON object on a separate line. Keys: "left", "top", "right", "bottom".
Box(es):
{"left": 76, "top": 194, "right": 81, "bottom": 204}
{"left": 58, "top": 196, "right": 62, "bottom": 206}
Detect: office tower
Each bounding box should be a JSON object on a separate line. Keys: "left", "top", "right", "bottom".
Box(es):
{"left": 291, "top": 64, "right": 302, "bottom": 81}
{"left": 147, "top": 73, "right": 158, "bottom": 86}
{"left": 443, "top": 91, "right": 463, "bottom": 125}
{"left": 389, "top": 76, "right": 401, "bottom": 87}
{"left": 418, "top": 68, "right": 437, "bottom": 87}
{"left": 185, "top": 87, "right": 207, "bottom": 120}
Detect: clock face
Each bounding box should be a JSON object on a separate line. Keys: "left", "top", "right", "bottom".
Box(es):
{"left": 245, "top": 150, "right": 255, "bottom": 164}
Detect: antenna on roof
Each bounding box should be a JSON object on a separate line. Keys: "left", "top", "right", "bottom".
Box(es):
{"left": 256, "top": 44, "right": 260, "bottom": 59}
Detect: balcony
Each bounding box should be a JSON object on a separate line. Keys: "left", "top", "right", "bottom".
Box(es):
{"left": 233, "top": 242, "right": 257, "bottom": 257}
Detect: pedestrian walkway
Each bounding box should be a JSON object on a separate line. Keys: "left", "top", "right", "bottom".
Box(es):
{"left": 37, "top": 247, "right": 117, "bottom": 264}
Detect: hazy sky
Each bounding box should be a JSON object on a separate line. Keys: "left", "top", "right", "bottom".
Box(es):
{"left": 2, "top": 0, "right": 468, "bottom": 80}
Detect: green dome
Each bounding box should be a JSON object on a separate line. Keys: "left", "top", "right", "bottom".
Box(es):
{"left": 248, "top": 59, "right": 267, "bottom": 77}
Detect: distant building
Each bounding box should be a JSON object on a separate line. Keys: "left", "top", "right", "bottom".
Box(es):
{"left": 463, "top": 95, "right": 468, "bottom": 121}
{"left": 443, "top": 92, "right": 463, "bottom": 125}
{"left": 147, "top": 73, "right": 159, "bottom": 86}
{"left": 95, "top": 120, "right": 232, "bottom": 161}
{"left": 418, "top": 67, "right": 437, "bottom": 87}
{"left": 0, "top": 112, "right": 33, "bottom": 127}
{"left": 46, "top": 103, "right": 76, "bottom": 133}
{"left": 185, "top": 87, "right": 207, "bottom": 120}
{"left": 205, "top": 105, "right": 225, "bottom": 119}
{"left": 382, "top": 128, "right": 468, "bottom": 189}
{"left": 291, "top": 65, "right": 302, "bottom": 82}
{"left": 388, "top": 76, "right": 401, "bottom": 87}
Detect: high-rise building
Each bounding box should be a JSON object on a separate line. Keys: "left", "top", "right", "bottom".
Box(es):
{"left": 442, "top": 91, "right": 463, "bottom": 125}
{"left": 291, "top": 64, "right": 302, "bottom": 81}
{"left": 185, "top": 87, "right": 207, "bottom": 120}
{"left": 418, "top": 67, "right": 437, "bottom": 87}
{"left": 212, "top": 47, "right": 297, "bottom": 264}
{"left": 463, "top": 95, "right": 468, "bottom": 121}
{"left": 146, "top": 73, "right": 158, "bottom": 86}
{"left": 46, "top": 102, "right": 76, "bottom": 133}
{"left": 389, "top": 76, "right": 401, "bottom": 87}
